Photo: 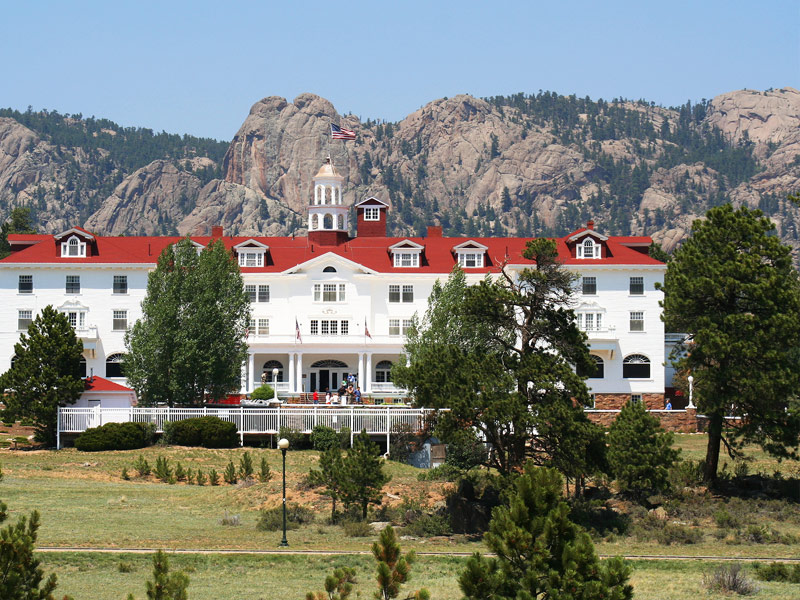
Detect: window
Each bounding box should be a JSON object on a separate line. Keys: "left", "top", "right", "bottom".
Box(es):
{"left": 402, "top": 285, "right": 413, "bottom": 303}
{"left": 577, "top": 355, "right": 604, "bottom": 379}
{"left": 389, "top": 319, "right": 413, "bottom": 336}
{"left": 388, "top": 285, "right": 400, "bottom": 302}
{"left": 323, "top": 266, "right": 337, "bottom": 273}
{"left": 106, "top": 353, "right": 124, "bottom": 378}
{"left": 314, "top": 283, "right": 345, "bottom": 302}
{"left": 310, "top": 320, "right": 319, "bottom": 335}
{"left": 393, "top": 252, "right": 419, "bottom": 268}
{"left": 629, "top": 311, "right": 645, "bottom": 332}
{"left": 18, "top": 275, "right": 32, "bottom": 294}
{"left": 577, "top": 312, "right": 603, "bottom": 331}
{"left": 245, "top": 285, "right": 257, "bottom": 302}
{"left": 258, "top": 285, "right": 269, "bottom": 302}
{"left": 623, "top": 354, "right": 650, "bottom": 379}
{"left": 66, "top": 276, "right": 80, "bottom": 294}
{"left": 112, "top": 310, "right": 128, "bottom": 331}
{"left": 263, "top": 360, "right": 283, "bottom": 382}
{"left": 309, "top": 319, "right": 348, "bottom": 335}
{"left": 364, "top": 207, "right": 380, "bottom": 221}
{"left": 323, "top": 284, "right": 337, "bottom": 302}
{"left": 458, "top": 252, "right": 484, "bottom": 268}
{"left": 586, "top": 393, "right": 596, "bottom": 409}
{"left": 375, "top": 360, "right": 393, "bottom": 383}
{"left": 113, "top": 275, "right": 127, "bottom": 294}
{"left": 257, "top": 318, "right": 269, "bottom": 336}
{"left": 62, "top": 310, "right": 85, "bottom": 329}
{"left": 582, "top": 277, "right": 596, "bottom": 295}
{"left": 577, "top": 237, "right": 600, "bottom": 259}
{"left": 79, "top": 358, "right": 87, "bottom": 378}
{"left": 389, "top": 284, "right": 414, "bottom": 303}
{"left": 630, "top": 394, "right": 642, "bottom": 405}
{"left": 18, "top": 310, "right": 32, "bottom": 331}
{"left": 61, "top": 236, "right": 86, "bottom": 257}
{"left": 238, "top": 251, "right": 264, "bottom": 267}
{"left": 629, "top": 276, "right": 644, "bottom": 295}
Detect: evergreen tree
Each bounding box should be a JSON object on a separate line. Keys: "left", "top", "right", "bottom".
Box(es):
{"left": 305, "top": 566, "right": 356, "bottom": 600}
{"left": 0, "top": 501, "right": 66, "bottom": 600}
{"left": 607, "top": 401, "right": 680, "bottom": 499}
{"left": 124, "top": 238, "right": 250, "bottom": 405}
{"left": 372, "top": 525, "right": 429, "bottom": 600}
{"left": 308, "top": 445, "right": 346, "bottom": 522}
{"left": 660, "top": 205, "right": 800, "bottom": 482}
{"left": 0, "top": 206, "right": 37, "bottom": 258}
{"left": 134, "top": 550, "right": 189, "bottom": 600}
{"left": 340, "top": 430, "right": 391, "bottom": 519}
{"left": 0, "top": 306, "right": 84, "bottom": 446}
{"left": 459, "top": 465, "right": 632, "bottom": 600}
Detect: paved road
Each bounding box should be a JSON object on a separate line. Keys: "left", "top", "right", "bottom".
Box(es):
{"left": 35, "top": 547, "right": 800, "bottom": 562}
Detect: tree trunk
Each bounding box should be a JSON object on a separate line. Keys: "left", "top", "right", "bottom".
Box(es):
{"left": 704, "top": 412, "right": 723, "bottom": 483}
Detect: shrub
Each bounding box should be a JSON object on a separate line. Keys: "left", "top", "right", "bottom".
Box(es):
{"left": 256, "top": 503, "right": 314, "bottom": 531}
{"left": 133, "top": 455, "right": 151, "bottom": 477}
{"left": 195, "top": 470, "right": 206, "bottom": 486}
{"left": 388, "top": 423, "right": 416, "bottom": 463}
{"left": 184, "top": 467, "right": 194, "bottom": 483}
{"left": 668, "top": 459, "right": 704, "bottom": 490}
{"left": 209, "top": 469, "right": 220, "bottom": 486}
{"left": 417, "top": 463, "right": 462, "bottom": 482}
{"left": 342, "top": 520, "right": 373, "bottom": 537}
{"left": 239, "top": 452, "right": 254, "bottom": 480}
{"left": 164, "top": 417, "right": 238, "bottom": 448}
{"left": 714, "top": 507, "right": 741, "bottom": 529}
{"left": 258, "top": 457, "right": 272, "bottom": 483}
{"left": 656, "top": 523, "right": 703, "bottom": 545}
{"left": 703, "top": 564, "right": 757, "bottom": 595}
{"left": 445, "top": 430, "right": 487, "bottom": 471}
{"left": 250, "top": 384, "right": 275, "bottom": 400}
{"left": 118, "top": 561, "right": 134, "bottom": 573}
{"left": 223, "top": 461, "right": 237, "bottom": 484}
{"left": 278, "top": 426, "right": 309, "bottom": 449}
{"left": 311, "top": 426, "right": 345, "bottom": 452}
{"left": 154, "top": 456, "right": 172, "bottom": 482}
{"left": 74, "top": 422, "right": 153, "bottom": 452}
{"left": 753, "top": 562, "right": 800, "bottom": 583}
{"left": 121, "top": 467, "right": 130, "bottom": 481}
{"left": 174, "top": 462, "right": 186, "bottom": 482}
{"left": 404, "top": 513, "right": 451, "bottom": 537}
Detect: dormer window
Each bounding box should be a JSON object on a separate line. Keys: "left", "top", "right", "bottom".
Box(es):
{"left": 453, "top": 241, "right": 488, "bottom": 268}
{"left": 364, "top": 207, "right": 380, "bottom": 221}
{"left": 62, "top": 236, "right": 86, "bottom": 258}
{"left": 393, "top": 252, "right": 419, "bottom": 268}
{"left": 577, "top": 238, "right": 601, "bottom": 259}
{"left": 234, "top": 240, "right": 269, "bottom": 268}
{"left": 389, "top": 240, "right": 423, "bottom": 269}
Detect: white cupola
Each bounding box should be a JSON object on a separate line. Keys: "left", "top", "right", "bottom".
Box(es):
{"left": 308, "top": 157, "right": 350, "bottom": 246}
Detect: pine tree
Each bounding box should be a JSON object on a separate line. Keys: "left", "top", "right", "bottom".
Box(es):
{"left": 459, "top": 465, "right": 632, "bottom": 600}
{"left": 308, "top": 445, "right": 346, "bottom": 522}
{"left": 305, "top": 566, "right": 356, "bottom": 600}
{"left": 607, "top": 401, "right": 680, "bottom": 499}
{"left": 0, "top": 206, "right": 37, "bottom": 258}
{"left": 340, "top": 430, "right": 390, "bottom": 519}
{"left": 372, "top": 525, "right": 429, "bottom": 600}
{"left": 0, "top": 501, "right": 66, "bottom": 599}
{"left": 0, "top": 305, "right": 84, "bottom": 446}
{"left": 139, "top": 550, "right": 189, "bottom": 600}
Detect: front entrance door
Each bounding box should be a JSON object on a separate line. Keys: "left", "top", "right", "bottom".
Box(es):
{"left": 319, "top": 370, "right": 330, "bottom": 393}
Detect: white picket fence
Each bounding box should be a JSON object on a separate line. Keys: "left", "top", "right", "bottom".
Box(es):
{"left": 57, "top": 406, "right": 436, "bottom": 449}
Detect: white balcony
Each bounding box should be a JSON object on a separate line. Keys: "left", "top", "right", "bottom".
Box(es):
{"left": 584, "top": 327, "right": 617, "bottom": 342}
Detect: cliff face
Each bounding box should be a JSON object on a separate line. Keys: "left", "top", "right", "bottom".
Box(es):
{"left": 1, "top": 88, "right": 798, "bottom": 256}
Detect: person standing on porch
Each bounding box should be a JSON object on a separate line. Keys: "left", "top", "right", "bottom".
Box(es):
{"left": 313, "top": 389, "right": 319, "bottom": 404}
{"left": 354, "top": 386, "right": 362, "bottom": 404}
{"left": 325, "top": 388, "right": 331, "bottom": 404}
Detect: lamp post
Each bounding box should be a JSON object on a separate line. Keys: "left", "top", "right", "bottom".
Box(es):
{"left": 277, "top": 437, "right": 289, "bottom": 547}
{"left": 687, "top": 375, "right": 695, "bottom": 409}
{"left": 272, "top": 367, "right": 279, "bottom": 403}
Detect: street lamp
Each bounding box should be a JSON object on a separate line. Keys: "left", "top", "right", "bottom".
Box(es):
{"left": 272, "top": 368, "right": 279, "bottom": 403}
{"left": 277, "top": 437, "right": 289, "bottom": 547}
{"left": 687, "top": 375, "right": 695, "bottom": 409}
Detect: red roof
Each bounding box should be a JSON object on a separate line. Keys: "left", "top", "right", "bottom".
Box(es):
{"left": 83, "top": 376, "right": 133, "bottom": 393}
{"left": 3, "top": 229, "right": 664, "bottom": 271}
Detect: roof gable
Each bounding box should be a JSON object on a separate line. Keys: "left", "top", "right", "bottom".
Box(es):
{"left": 282, "top": 251, "right": 377, "bottom": 275}
{"left": 354, "top": 197, "right": 389, "bottom": 208}
{"left": 452, "top": 240, "right": 489, "bottom": 252}
{"left": 233, "top": 239, "right": 270, "bottom": 250}
{"left": 388, "top": 239, "right": 424, "bottom": 251}
{"left": 54, "top": 227, "right": 95, "bottom": 241}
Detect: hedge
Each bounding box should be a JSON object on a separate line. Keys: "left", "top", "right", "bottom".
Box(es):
{"left": 74, "top": 422, "right": 154, "bottom": 452}
{"left": 162, "top": 416, "right": 238, "bottom": 448}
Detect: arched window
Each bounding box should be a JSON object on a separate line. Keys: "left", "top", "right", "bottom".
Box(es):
{"left": 323, "top": 214, "right": 333, "bottom": 229}
{"left": 311, "top": 359, "right": 348, "bottom": 368}
{"left": 623, "top": 354, "right": 650, "bottom": 379}
{"left": 315, "top": 186, "right": 320, "bottom": 205}
{"left": 311, "top": 213, "right": 319, "bottom": 230}
{"left": 79, "top": 357, "right": 87, "bottom": 378}
{"left": 69, "top": 237, "right": 80, "bottom": 255}
{"left": 263, "top": 360, "right": 283, "bottom": 382}
{"left": 337, "top": 214, "right": 344, "bottom": 230}
{"left": 335, "top": 188, "right": 341, "bottom": 205}
{"left": 375, "top": 360, "right": 393, "bottom": 383}
{"left": 106, "top": 353, "right": 125, "bottom": 378}
{"left": 578, "top": 355, "right": 604, "bottom": 378}
{"left": 323, "top": 266, "right": 337, "bottom": 273}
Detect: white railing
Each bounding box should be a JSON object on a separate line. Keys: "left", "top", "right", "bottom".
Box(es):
{"left": 57, "top": 406, "right": 437, "bottom": 449}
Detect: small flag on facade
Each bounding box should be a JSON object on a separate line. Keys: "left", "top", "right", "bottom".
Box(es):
{"left": 365, "top": 318, "right": 372, "bottom": 340}
{"left": 295, "top": 318, "right": 302, "bottom": 343}
{"left": 331, "top": 123, "right": 356, "bottom": 141}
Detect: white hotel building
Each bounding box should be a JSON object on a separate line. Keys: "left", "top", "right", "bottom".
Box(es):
{"left": 0, "top": 159, "right": 667, "bottom": 410}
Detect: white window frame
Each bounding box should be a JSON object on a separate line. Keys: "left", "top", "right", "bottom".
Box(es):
{"left": 258, "top": 285, "right": 270, "bottom": 303}
{"left": 66, "top": 275, "right": 80, "bottom": 294}
{"left": 629, "top": 311, "right": 645, "bottom": 332}
{"left": 458, "top": 252, "right": 484, "bottom": 268}
{"left": 245, "top": 285, "right": 257, "bottom": 303}
{"left": 630, "top": 394, "right": 643, "bottom": 405}
{"left": 112, "top": 310, "right": 128, "bottom": 331}
{"left": 389, "top": 318, "right": 413, "bottom": 336}
{"left": 238, "top": 250, "right": 265, "bottom": 268}
{"left": 364, "top": 207, "right": 380, "bottom": 221}
{"left": 113, "top": 275, "right": 128, "bottom": 295}
{"left": 257, "top": 318, "right": 269, "bottom": 336}
{"left": 581, "top": 276, "right": 597, "bottom": 295}
{"left": 61, "top": 236, "right": 87, "bottom": 258}
{"left": 18, "top": 310, "right": 32, "bottom": 331}
{"left": 392, "top": 252, "right": 420, "bottom": 268}
{"left": 18, "top": 275, "right": 33, "bottom": 294}
{"left": 313, "top": 283, "right": 345, "bottom": 303}
{"left": 577, "top": 237, "right": 601, "bottom": 259}
{"left": 629, "top": 276, "right": 644, "bottom": 295}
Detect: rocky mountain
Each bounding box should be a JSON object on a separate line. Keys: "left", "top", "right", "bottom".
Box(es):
{"left": 1, "top": 88, "right": 799, "bottom": 255}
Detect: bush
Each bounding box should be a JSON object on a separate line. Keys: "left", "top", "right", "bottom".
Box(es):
{"left": 258, "top": 457, "right": 272, "bottom": 483}
{"left": 163, "top": 417, "right": 238, "bottom": 448}
{"left": 223, "top": 461, "right": 237, "bottom": 484}
{"left": 417, "top": 463, "right": 462, "bottom": 482}
{"left": 714, "top": 507, "right": 741, "bottom": 529}
{"left": 668, "top": 459, "right": 704, "bottom": 490}
{"left": 342, "top": 520, "right": 373, "bottom": 537}
{"left": 445, "top": 430, "right": 487, "bottom": 471}
{"left": 239, "top": 452, "right": 254, "bottom": 480}
{"left": 133, "top": 455, "right": 151, "bottom": 477}
{"left": 121, "top": 467, "right": 130, "bottom": 481}
{"left": 256, "top": 503, "right": 315, "bottom": 531}
{"left": 703, "top": 564, "right": 757, "bottom": 595}
{"left": 174, "top": 462, "right": 186, "bottom": 482}
{"left": 404, "top": 513, "right": 451, "bottom": 537}
{"left": 250, "top": 384, "right": 275, "bottom": 401}
{"left": 209, "top": 469, "right": 220, "bottom": 486}
{"left": 74, "top": 422, "right": 153, "bottom": 452}
{"left": 753, "top": 562, "right": 800, "bottom": 583}
{"left": 311, "top": 426, "right": 348, "bottom": 451}
{"left": 656, "top": 523, "right": 703, "bottom": 545}
{"left": 118, "top": 561, "right": 134, "bottom": 573}
{"left": 154, "top": 455, "right": 172, "bottom": 482}
{"left": 195, "top": 470, "right": 206, "bottom": 486}
{"left": 278, "top": 427, "right": 310, "bottom": 449}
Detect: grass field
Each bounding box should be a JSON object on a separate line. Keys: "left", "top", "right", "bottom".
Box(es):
{"left": 2, "top": 434, "right": 799, "bottom": 598}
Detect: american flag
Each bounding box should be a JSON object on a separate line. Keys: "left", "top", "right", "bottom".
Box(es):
{"left": 295, "top": 318, "right": 302, "bottom": 343}
{"left": 331, "top": 123, "right": 356, "bottom": 141}
{"left": 364, "top": 319, "right": 372, "bottom": 340}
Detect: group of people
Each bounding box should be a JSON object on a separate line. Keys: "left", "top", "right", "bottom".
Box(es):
{"left": 312, "top": 372, "right": 362, "bottom": 405}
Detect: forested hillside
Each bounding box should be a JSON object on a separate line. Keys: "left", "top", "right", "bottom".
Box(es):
{"left": 1, "top": 88, "right": 798, "bottom": 255}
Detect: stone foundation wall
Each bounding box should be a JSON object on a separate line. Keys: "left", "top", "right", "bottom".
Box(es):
{"left": 585, "top": 408, "right": 700, "bottom": 432}
{"left": 593, "top": 393, "right": 666, "bottom": 410}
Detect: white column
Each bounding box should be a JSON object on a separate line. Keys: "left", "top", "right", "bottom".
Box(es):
{"left": 288, "top": 352, "right": 296, "bottom": 394}
{"left": 296, "top": 353, "right": 304, "bottom": 393}
{"left": 240, "top": 360, "right": 248, "bottom": 394}
{"left": 365, "top": 352, "right": 373, "bottom": 394}
{"left": 357, "top": 352, "right": 365, "bottom": 390}
{"left": 247, "top": 352, "right": 255, "bottom": 393}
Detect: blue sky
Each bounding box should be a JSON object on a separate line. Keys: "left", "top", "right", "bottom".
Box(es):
{"left": 1, "top": 0, "right": 797, "bottom": 141}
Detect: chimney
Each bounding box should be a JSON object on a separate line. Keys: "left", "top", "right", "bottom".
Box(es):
{"left": 427, "top": 226, "right": 443, "bottom": 238}
{"left": 587, "top": 220, "right": 594, "bottom": 230}
{"left": 211, "top": 225, "right": 223, "bottom": 238}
